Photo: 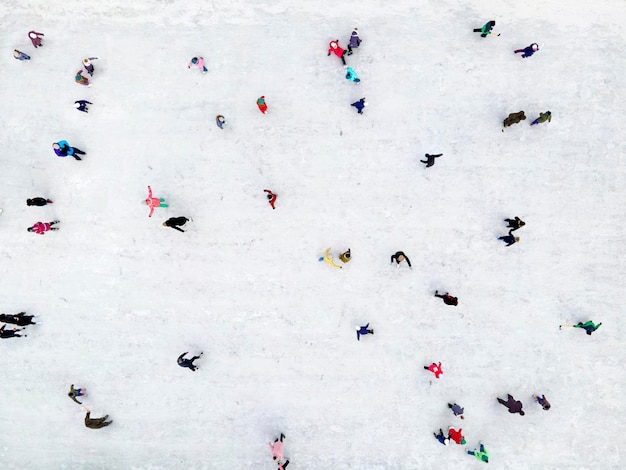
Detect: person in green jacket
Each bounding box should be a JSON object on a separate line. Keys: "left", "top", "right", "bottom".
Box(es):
{"left": 574, "top": 320, "right": 602, "bottom": 335}
{"left": 531, "top": 111, "right": 552, "bottom": 126}
{"left": 473, "top": 20, "right": 496, "bottom": 37}
{"left": 467, "top": 442, "right": 489, "bottom": 463}
{"left": 68, "top": 384, "right": 86, "bottom": 404}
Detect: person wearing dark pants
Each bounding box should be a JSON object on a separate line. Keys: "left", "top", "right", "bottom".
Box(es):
{"left": 0, "top": 325, "right": 27, "bottom": 338}
{"left": 84, "top": 409, "right": 112, "bottom": 429}
{"left": 497, "top": 394, "right": 525, "bottom": 415}
{"left": 27, "top": 198, "right": 53, "bottom": 206}
{"left": 498, "top": 230, "right": 519, "bottom": 246}
{"left": 177, "top": 351, "right": 203, "bottom": 371}
{"left": 420, "top": 153, "right": 442, "bottom": 168}
{"left": 163, "top": 217, "right": 190, "bottom": 232}
{"left": 277, "top": 459, "right": 290, "bottom": 470}
{"left": 505, "top": 217, "right": 525, "bottom": 231}
{"left": 434, "top": 291, "right": 458, "bottom": 306}
{"left": 0, "top": 312, "right": 36, "bottom": 326}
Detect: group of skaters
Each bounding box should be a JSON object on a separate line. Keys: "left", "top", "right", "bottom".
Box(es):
{"left": 12, "top": 30, "right": 44, "bottom": 61}
{"left": 0, "top": 312, "right": 36, "bottom": 339}
{"left": 498, "top": 216, "right": 526, "bottom": 246}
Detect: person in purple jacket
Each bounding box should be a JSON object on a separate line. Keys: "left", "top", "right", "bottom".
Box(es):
{"left": 356, "top": 323, "right": 374, "bottom": 340}
{"left": 514, "top": 43, "right": 539, "bottom": 58}
{"left": 497, "top": 394, "right": 525, "bottom": 415}
{"left": 346, "top": 28, "right": 362, "bottom": 55}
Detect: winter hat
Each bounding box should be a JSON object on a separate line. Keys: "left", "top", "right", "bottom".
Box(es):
{"left": 330, "top": 41, "right": 338, "bottom": 48}
{"left": 191, "top": 57, "right": 198, "bottom": 64}
{"left": 13, "top": 50, "right": 20, "bottom": 57}
{"left": 73, "top": 102, "right": 81, "bottom": 109}
{"left": 461, "top": 438, "right": 467, "bottom": 445}
{"left": 532, "top": 44, "right": 538, "bottom": 51}
{"left": 515, "top": 237, "right": 520, "bottom": 242}
{"left": 27, "top": 227, "right": 33, "bottom": 232}
{"left": 28, "top": 32, "right": 37, "bottom": 38}
{"left": 352, "top": 30, "right": 358, "bottom": 35}
{"left": 83, "top": 58, "right": 91, "bottom": 66}
{"left": 52, "top": 143, "right": 60, "bottom": 149}
{"left": 363, "top": 102, "right": 368, "bottom": 107}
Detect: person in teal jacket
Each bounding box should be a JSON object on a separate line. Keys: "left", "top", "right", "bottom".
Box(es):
{"left": 467, "top": 442, "right": 489, "bottom": 463}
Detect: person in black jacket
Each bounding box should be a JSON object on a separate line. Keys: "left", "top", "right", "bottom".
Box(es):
{"left": 162, "top": 217, "right": 190, "bottom": 233}
{"left": 434, "top": 291, "right": 458, "bottom": 306}
{"left": 0, "top": 325, "right": 26, "bottom": 338}
{"left": 497, "top": 394, "right": 525, "bottom": 415}
{"left": 498, "top": 230, "right": 519, "bottom": 246}
{"left": 26, "top": 198, "right": 53, "bottom": 206}
{"left": 505, "top": 217, "right": 525, "bottom": 231}
{"left": 177, "top": 351, "right": 203, "bottom": 371}
{"left": 390, "top": 251, "right": 411, "bottom": 268}
{"left": 0, "top": 312, "right": 36, "bottom": 326}
{"left": 420, "top": 153, "right": 442, "bottom": 168}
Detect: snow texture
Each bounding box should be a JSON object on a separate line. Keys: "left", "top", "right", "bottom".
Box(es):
{"left": 1, "top": 0, "right": 625, "bottom": 469}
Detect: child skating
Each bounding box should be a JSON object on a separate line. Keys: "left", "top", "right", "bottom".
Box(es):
{"left": 13, "top": 50, "right": 30, "bottom": 60}
{"left": 345, "top": 67, "right": 360, "bottom": 83}
{"left": 82, "top": 57, "right": 98, "bottom": 76}
{"left": 28, "top": 31, "right": 44, "bottom": 48}
{"left": 177, "top": 351, "right": 203, "bottom": 371}
{"left": 420, "top": 153, "right": 442, "bottom": 168}
{"left": 75, "top": 70, "right": 90, "bottom": 87}
{"left": 434, "top": 291, "right": 458, "bottom": 306}
{"left": 390, "top": 251, "right": 411, "bottom": 268}
{"left": 27, "top": 220, "right": 59, "bottom": 235}
{"left": 356, "top": 324, "right": 374, "bottom": 341}
{"left": 264, "top": 189, "right": 277, "bottom": 209}
{"left": 216, "top": 115, "right": 226, "bottom": 129}
{"left": 188, "top": 56, "right": 208, "bottom": 73}
{"left": 433, "top": 429, "right": 451, "bottom": 446}
{"left": 473, "top": 20, "right": 497, "bottom": 37}
{"left": 162, "top": 217, "right": 190, "bottom": 233}
{"left": 560, "top": 320, "right": 602, "bottom": 335}
{"left": 351, "top": 98, "right": 367, "bottom": 114}
{"left": 26, "top": 197, "right": 53, "bottom": 206}
{"left": 269, "top": 433, "right": 285, "bottom": 461}
{"left": 466, "top": 442, "right": 489, "bottom": 463}
{"left": 327, "top": 40, "right": 347, "bottom": 65}
{"left": 74, "top": 100, "right": 92, "bottom": 113}
{"left": 144, "top": 186, "right": 168, "bottom": 217}
{"left": 514, "top": 43, "right": 539, "bottom": 58}
{"left": 68, "top": 384, "right": 86, "bottom": 404}
{"left": 505, "top": 217, "right": 525, "bottom": 231}
{"left": 424, "top": 362, "right": 443, "bottom": 379}
{"left": 531, "top": 111, "right": 552, "bottom": 125}
{"left": 257, "top": 96, "right": 268, "bottom": 114}
{"left": 53, "top": 140, "right": 86, "bottom": 160}
{"left": 498, "top": 230, "right": 519, "bottom": 246}
{"left": 346, "top": 28, "right": 362, "bottom": 54}
{"left": 448, "top": 402, "right": 465, "bottom": 419}
{"left": 497, "top": 394, "right": 525, "bottom": 415}
{"left": 532, "top": 394, "right": 551, "bottom": 410}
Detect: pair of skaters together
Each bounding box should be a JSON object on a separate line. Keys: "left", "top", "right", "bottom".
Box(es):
{"left": 1, "top": 312, "right": 36, "bottom": 338}
{"left": 499, "top": 216, "right": 526, "bottom": 246}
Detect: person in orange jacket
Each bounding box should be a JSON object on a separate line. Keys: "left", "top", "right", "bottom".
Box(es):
{"left": 327, "top": 40, "right": 347, "bottom": 65}
{"left": 144, "top": 186, "right": 168, "bottom": 217}
{"left": 424, "top": 362, "right": 443, "bottom": 378}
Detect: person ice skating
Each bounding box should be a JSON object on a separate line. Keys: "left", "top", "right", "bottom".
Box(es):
{"left": 13, "top": 49, "right": 30, "bottom": 60}
{"left": 515, "top": 43, "right": 539, "bottom": 58}
{"left": 473, "top": 20, "right": 496, "bottom": 37}
{"left": 531, "top": 111, "right": 552, "bottom": 126}
{"left": 0, "top": 312, "right": 36, "bottom": 326}
{"left": 75, "top": 70, "right": 90, "bottom": 87}
{"left": 448, "top": 427, "right": 466, "bottom": 445}
{"left": 269, "top": 433, "right": 285, "bottom": 461}
{"left": 144, "top": 186, "right": 168, "bottom": 217}
{"left": 572, "top": 320, "right": 602, "bottom": 335}
{"left": 188, "top": 56, "right": 208, "bottom": 73}
{"left": 163, "top": 217, "right": 189, "bottom": 233}
{"left": 27, "top": 220, "right": 59, "bottom": 235}
{"left": 84, "top": 409, "right": 112, "bottom": 429}
{"left": 498, "top": 229, "right": 519, "bottom": 246}
{"left": 320, "top": 248, "right": 342, "bottom": 269}
{"left": 53, "top": 141, "right": 86, "bottom": 160}
{"left": 257, "top": 96, "right": 268, "bottom": 114}
{"left": 68, "top": 384, "right": 86, "bottom": 404}
{"left": 327, "top": 40, "right": 347, "bottom": 65}
{"left": 533, "top": 394, "right": 551, "bottom": 410}
{"left": 424, "top": 362, "right": 443, "bottom": 379}
{"left": 27, "top": 197, "right": 53, "bottom": 206}
{"left": 467, "top": 442, "right": 489, "bottom": 463}
{"left": 505, "top": 217, "right": 525, "bottom": 231}
{"left": 264, "top": 189, "right": 277, "bottom": 209}
{"left": 420, "top": 153, "right": 443, "bottom": 168}
{"left": 74, "top": 100, "right": 92, "bottom": 113}
{"left": 390, "top": 251, "right": 412, "bottom": 268}
{"left": 351, "top": 98, "right": 367, "bottom": 114}
{"left": 448, "top": 402, "right": 465, "bottom": 419}
{"left": 28, "top": 31, "right": 44, "bottom": 48}
{"left": 497, "top": 394, "right": 525, "bottom": 415}
{"left": 216, "top": 115, "right": 226, "bottom": 129}
{"left": 434, "top": 291, "right": 458, "bottom": 306}
{"left": 433, "top": 428, "right": 451, "bottom": 446}
{"left": 502, "top": 111, "right": 526, "bottom": 131}
{"left": 177, "top": 351, "right": 203, "bottom": 371}
{"left": 277, "top": 459, "right": 290, "bottom": 470}
{"left": 0, "top": 324, "right": 26, "bottom": 339}
{"left": 345, "top": 67, "right": 360, "bottom": 83}
{"left": 82, "top": 57, "right": 98, "bottom": 76}
{"left": 346, "top": 28, "right": 361, "bottom": 54}
{"left": 339, "top": 249, "right": 351, "bottom": 263}
{"left": 356, "top": 324, "right": 374, "bottom": 341}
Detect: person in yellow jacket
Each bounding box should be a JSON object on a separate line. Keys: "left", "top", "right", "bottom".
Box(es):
{"left": 320, "top": 248, "right": 342, "bottom": 269}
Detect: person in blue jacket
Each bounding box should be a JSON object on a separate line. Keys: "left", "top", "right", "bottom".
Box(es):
{"left": 498, "top": 230, "right": 519, "bottom": 246}
{"left": 177, "top": 351, "right": 203, "bottom": 371}
{"left": 356, "top": 324, "right": 374, "bottom": 340}
{"left": 52, "top": 141, "right": 86, "bottom": 161}
{"left": 351, "top": 98, "right": 367, "bottom": 114}
{"left": 347, "top": 28, "right": 362, "bottom": 54}
{"left": 434, "top": 429, "right": 451, "bottom": 446}
{"left": 13, "top": 49, "right": 30, "bottom": 60}
{"left": 514, "top": 43, "right": 539, "bottom": 58}
{"left": 345, "top": 67, "right": 360, "bottom": 83}
{"left": 216, "top": 115, "right": 226, "bottom": 129}
{"left": 74, "top": 100, "right": 92, "bottom": 113}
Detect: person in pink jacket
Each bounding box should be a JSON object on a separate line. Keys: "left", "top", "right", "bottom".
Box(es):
{"left": 28, "top": 31, "right": 44, "bottom": 48}
{"left": 144, "top": 186, "right": 168, "bottom": 217}
{"left": 269, "top": 433, "right": 285, "bottom": 461}
{"left": 188, "top": 56, "right": 207, "bottom": 73}
{"left": 28, "top": 220, "right": 59, "bottom": 234}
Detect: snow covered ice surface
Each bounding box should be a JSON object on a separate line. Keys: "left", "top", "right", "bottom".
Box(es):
{"left": 1, "top": 0, "right": 625, "bottom": 468}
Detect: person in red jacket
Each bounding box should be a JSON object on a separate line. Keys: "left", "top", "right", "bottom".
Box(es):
{"left": 435, "top": 291, "right": 458, "bottom": 306}
{"left": 28, "top": 31, "right": 44, "bottom": 48}
{"left": 257, "top": 96, "right": 268, "bottom": 114}
{"left": 327, "top": 40, "right": 347, "bottom": 65}
{"left": 264, "top": 189, "right": 277, "bottom": 209}
{"left": 27, "top": 220, "right": 59, "bottom": 234}
{"left": 424, "top": 362, "right": 443, "bottom": 378}
{"left": 448, "top": 427, "right": 466, "bottom": 445}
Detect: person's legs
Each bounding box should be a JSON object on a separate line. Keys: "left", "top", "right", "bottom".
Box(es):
{"left": 280, "top": 433, "right": 285, "bottom": 441}
{"left": 479, "top": 444, "right": 485, "bottom": 452}
{"left": 159, "top": 202, "right": 169, "bottom": 208}
{"left": 73, "top": 148, "right": 86, "bottom": 155}
{"left": 514, "top": 49, "right": 523, "bottom": 53}
{"left": 467, "top": 450, "right": 475, "bottom": 456}
{"left": 341, "top": 52, "right": 346, "bottom": 65}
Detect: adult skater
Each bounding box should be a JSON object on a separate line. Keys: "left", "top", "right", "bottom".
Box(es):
{"left": 82, "top": 57, "right": 98, "bottom": 76}
{"left": 514, "top": 43, "right": 539, "bottom": 58}
{"left": 28, "top": 31, "right": 44, "bottom": 48}
{"left": 53, "top": 141, "right": 86, "bottom": 160}
{"left": 13, "top": 49, "right": 30, "bottom": 60}
{"left": 216, "top": 115, "right": 226, "bottom": 129}
{"left": 424, "top": 362, "right": 443, "bottom": 379}
{"left": 257, "top": 96, "right": 268, "bottom": 114}
{"left": 351, "top": 98, "right": 367, "bottom": 114}
{"left": 75, "top": 70, "right": 90, "bottom": 86}
{"left": 277, "top": 459, "right": 290, "bottom": 470}
{"left": 466, "top": 442, "right": 489, "bottom": 463}
{"left": 473, "top": 20, "right": 496, "bottom": 37}
{"left": 502, "top": 111, "right": 526, "bottom": 131}
{"left": 346, "top": 28, "right": 361, "bottom": 54}
{"left": 390, "top": 251, "right": 411, "bottom": 268}
{"left": 420, "top": 153, "right": 442, "bottom": 168}
{"left": 26, "top": 197, "right": 53, "bottom": 206}
{"left": 433, "top": 429, "right": 451, "bottom": 446}
{"left": 356, "top": 324, "right": 374, "bottom": 341}
{"left": 505, "top": 217, "right": 525, "bottom": 231}
{"left": 345, "top": 67, "right": 360, "bottom": 83}
{"left": 0, "top": 325, "right": 26, "bottom": 338}
{"left": 68, "top": 384, "right": 86, "bottom": 404}
{"left": 74, "top": 100, "right": 92, "bottom": 113}
{"left": 84, "top": 409, "right": 112, "bottom": 429}
{"left": 497, "top": 394, "right": 525, "bottom": 415}
{"left": 448, "top": 427, "right": 466, "bottom": 445}
{"left": 327, "top": 40, "right": 347, "bottom": 65}
{"left": 448, "top": 402, "right": 465, "bottom": 419}
{"left": 162, "top": 217, "right": 190, "bottom": 233}
{"left": 531, "top": 111, "right": 552, "bottom": 126}
{"left": 339, "top": 249, "right": 351, "bottom": 263}
{"left": 570, "top": 320, "right": 602, "bottom": 335}
{"left": 264, "top": 189, "right": 277, "bottom": 209}
{"left": 177, "top": 351, "right": 203, "bottom": 371}
{"left": 498, "top": 230, "right": 519, "bottom": 246}
{"left": 27, "top": 220, "right": 59, "bottom": 235}
{"left": 269, "top": 433, "right": 285, "bottom": 461}
{"left": 188, "top": 56, "right": 207, "bottom": 73}
{"left": 144, "top": 186, "right": 168, "bottom": 217}
{"left": 532, "top": 394, "right": 551, "bottom": 410}
{"left": 434, "top": 291, "right": 458, "bottom": 306}
{"left": 0, "top": 312, "right": 36, "bottom": 326}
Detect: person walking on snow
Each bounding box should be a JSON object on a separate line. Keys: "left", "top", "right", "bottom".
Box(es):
{"left": 433, "top": 429, "right": 451, "bottom": 446}
{"left": 347, "top": 28, "right": 362, "bottom": 54}
{"left": 74, "top": 100, "right": 92, "bottom": 113}
{"left": 505, "top": 217, "right": 525, "bottom": 231}
{"left": 257, "top": 96, "right": 268, "bottom": 114}
{"left": 448, "top": 402, "right": 465, "bottom": 419}
{"left": 277, "top": 460, "right": 290, "bottom": 470}
{"left": 144, "top": 186, "right": 168, "bottom": 217}
{"left": 28, "top": 221, "right": 59, "bottom": 235}
{"left": 82, "top": 57, "right": 98, "bottom": 76}
{"left": 466, "top": 442, "right": 489, "bottom": 463}
{"left": 532, "top": 394, "right": 551, "bottom": 410}
{"left": 264, "top": 189, "right": 277, "bottom": 209}
{"left": 53, "top": 141, "right": 86, "bottom": 160}
{"left": 345, "top": 67, "right": 360, "bottom": 83}
{"left": 448, "top": 427, "right": 466, "bottom": 445}
{"left": 327, "top": 40, "right": 347, "bottom": 65}
{"left": 28, "top": 31, "right": 44, "bottom": 48}
{"left": 473, "top": 20, "right": 496, "bottom": 37}
{"left": 514, "top": 43, "right": 539, "bottom": 58}
{"left": 163, "top": 217, "right": 190, "bottom": 232}
{"left": 391, "top": 251, "right": 412, "bottom": 268}
{"left": 0, "top": 312, "right": 36, "bottom": 326}
{"left": 188, "top": 56, "right": 207, "bottom": 73}
{"left": 75, "top": 70, "right": 90, "bottom": 87}
{"left": 351, "top": 98, "right": 367, "bottom": 114}
{"left": 502, "top": 111, "right": 526, "bottom": 131}
{"left": 356, "top": 324, "right": 374, "bottom": 341}
{"left": 27, "top": 197, "right": 53, "bottom": 206}
{"left": 497, "top": 394, "right": 525, "bottom": 415}
{"left": 420, "top": 153, "right": 442, "bottom": 168}
{"left": 0, "top": 325, "right": 27, "bottom": 338}
{"left": 13, "top": 50, "right": 30, "bottom": 60}
{"left": 84, "top": 409, "right": 112, "bottom": 429}
{"left": 68, "top": 384, "right": 86, "bottom": 404}
{"left": 531, "top": 111, "right": 552, "bottom": 125}
{"left": 570, "top": 320, "right": 602, "bottom": 335}
{"left": 216, "top": 115, "right": 226, "bottom": 129}
{"left": 269, "top": 433, "right": 285, "bottom": 461}
{"left": 177, "top": 351, "right": 203, "bottom": 371}
{"left": 498, "top": 229, "right": 519, "bottom": 246}
{"left": 435, "top": 291, "right": 458, "bottom": 306}
{"left": 424, "top": 362, "right": 443, "bottom": 379}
